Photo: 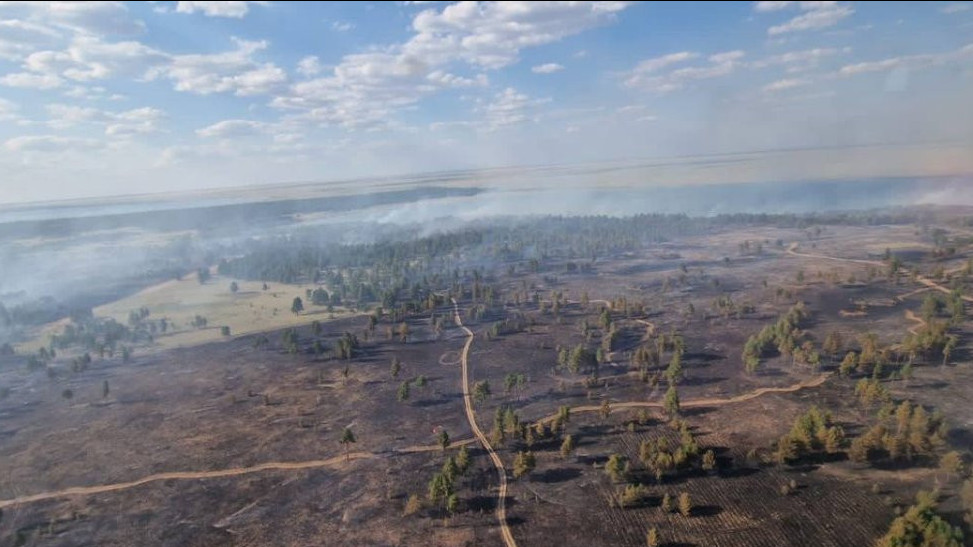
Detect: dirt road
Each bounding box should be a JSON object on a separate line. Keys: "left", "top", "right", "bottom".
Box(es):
{"left": 536, "top": 372, "right": 833, "bottom": 424}
{"left": 452, "top": 298, "right": 518, "bottom": 547}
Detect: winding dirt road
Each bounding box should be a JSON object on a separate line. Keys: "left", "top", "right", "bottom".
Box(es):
{"left": 452, "top": 298, "right": 518, "bottom": 547}
{"left": 787, "top": 243, "right": 973, "bottom": 302}
{"left": 536, "top": 372, "right": 833, "bottom": 424}
{"left": 0, "top": 439, "right": 476, "bottom": 510}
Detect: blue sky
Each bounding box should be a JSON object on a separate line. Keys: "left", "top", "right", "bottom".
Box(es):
{"left": 0, "top": 1, "right": 971, "bottom": 204}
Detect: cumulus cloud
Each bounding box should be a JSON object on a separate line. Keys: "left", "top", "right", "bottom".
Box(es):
{"left": 41, "top": 103, "right": 165, "bottom": 135}
{"left": 195, "top": 119, "right": 267, "bottom": 138}
{"left": 623, "top": 50, "right": 744, "bottom": 92}
{"left": 532, "top": 63, "right": 564, "bottom": 74}
{"left": 749, "top": 47, "right": 847, "bottom": 73}
{"left": 0, "top": 2, "right": 146, "bottom": 36}
{"left": 838, "top": 43, "right": 973, "bottom": 76}
{"left": 331, "top": 20, "right": 355, "bottom": 32}
{"left": 296, "top": 55, "right": 322, "bottom": 77}
{"left": 272, "top": 1, "right": 628, "bottom": 129}
{"left": 4, "top": 134, "right": 103, "bottom": 153}
{"left": 762, "top": 78, "right": 809, "bottom": 92}
{"left": 175, "top": 1, "right": 267, "bottom": 18}
{"left": 754, "top": 1, "right": 853, "bottom": 36}
{"left": 0, "top": 71, "right": 62, "bottom": 89}
{"left": 478, "top": 87, "right": 550, "bottom": 130}
{"left": 145, "top": 38, "right": 286, "bottom": 96}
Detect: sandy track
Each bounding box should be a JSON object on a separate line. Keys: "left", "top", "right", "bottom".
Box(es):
{"left": 452, "top": 298, "right": 518, "bottom": 547}
{"left": 0, "top": 439, "right": 476, "bottom": 510}
{"left": 536, "top": 372, "right": 833, "bottom": 424}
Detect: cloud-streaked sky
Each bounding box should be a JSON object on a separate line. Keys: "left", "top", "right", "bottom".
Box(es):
{"left": 0, "top": 1, "right": 971, "bottom": 204}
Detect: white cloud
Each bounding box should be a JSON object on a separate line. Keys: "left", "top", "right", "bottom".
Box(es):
{"left": 762, "top": 78, "right": 809, "bottom": 92}
{"left": 196, "top": 119, "right": 267, "bottom": 138}
{"left": 331, "top": 20, "right": 355, "bottom": 32}
{"left": 297, "top": 55, "right": 322, "bottom": 77}
{"left": 623, "top": 50, "right": 744, "bottom": 92}
{"left": 940, "top": 2, "right": 971, "bottom": 13}
{"left": 4, "top": 134, "right": 103, "bottom": 153}
{"left": 574, "top": 49, "right": 588, "bottom": 59}
{"left": 532, "top": 62, "right": 564, "bottom": 74}
{"left": 0, "top": 2, "right": 146, "bottom": 36}
{"left": 23, "top": 36, "right": 168, "bottom": 82}
{"left": 478, "top": 87, "right": 550, "bottom": 130}
{"left": 273, "top": 1, "right": 629, "bottom": 129}
{"left": 146, "top": 38, "right": 286, "bottom": 96}
{"left": 0, "top": 97, "right": 18, "bottom": 121}
{"left": 754, "top": 1, "right": 838, "bottom": 12}
{"left": 175, "top": 1, "right": 267, "bottom": 18}
{"left": 749, "top": 47, "right": 846, "bottom": 72}
{"left": 767, "top": 4, "right": 853, "bottom": 35}
{"left": 0, "top": 19, "right": 61, "bottom": 61}
{"left": 0, "top": 71, "right": 62, "bottom": 89}
{"left": 41, "top": 103, "right": 165, "bottom": 135}
{"left": 837, "top": 43, "right": 973, "bottom": 76}
{"left": 709, "top": 50, "right": 745, "bottom": 64}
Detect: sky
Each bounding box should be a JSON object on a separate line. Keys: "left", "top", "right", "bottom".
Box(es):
{"left": 0, "top": 1, "right": 971, "bottom": 204}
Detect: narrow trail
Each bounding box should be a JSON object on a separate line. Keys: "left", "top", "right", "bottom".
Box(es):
{"left": 0, "top": 453, "right": 375, "bottom": 510}
{"left": 904, "top": 309, "right": 926, "bottom": 336}
{"left": 0, "top": 439, "right": 476, "bottom": 510}
{"left": 536, "top": 372, "right": 833, "bottom": 424}
{"left": 452, "top": 298, "right": 518, "bottom": 547}
{"left": 787, "top": 243, "right": 973, "bottom": 302}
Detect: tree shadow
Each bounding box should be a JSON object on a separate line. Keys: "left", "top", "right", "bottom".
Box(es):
{"left": 537, "top": 467, "right": 582, "bottom": 483}
{"left": 693, "top": 505, "right": 723, "bottom": 517}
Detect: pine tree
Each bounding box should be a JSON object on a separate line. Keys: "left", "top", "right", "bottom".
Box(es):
{"left": 664, "top": 385, "right": 680, "bottom": 417}
{"left": 513, "top": 451, "right": 536, "bottom": 479}
{"left": 560, "top": 434, "right": 575, "bottom": 459}
{"left": 702, "top": 449, "right": 716, "bottom": 471}
{"left": 646, "top": 527, "right": 660, "bottom": 547}
{"left": 661, "top": 493, "right": 672, "bottom": 513}
{"left": 437, "top": 429, "right": 450, "bottom": 451}
{"left": 678, "top": 492, "right": 692, "bottom": 517}
{"left": 397, "top": 381, "right": 410, "bottom": 402}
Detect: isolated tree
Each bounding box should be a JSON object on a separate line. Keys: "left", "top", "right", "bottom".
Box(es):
{"left": 456, "top": 445, "right": 470, "bottom": 473}
{"left": 390, "top": 357, "right": 402, "bottom": 379}
{"left": 943, "top": 335, "right": 958, "bottom": 367}
{"left": 339, "top": 427, "right": 356, "bottom": 460}
{"left": 403, "top": 493, "right": 422, "bottom": 516}
{"left": 437, "top": 429, "right": 450, "bottom": 451}
{"left": 605, "top": 453, "right": 627, "bottom": 482}
{"left": 230, "top": 281, "right": 239, "bottom": 294}
{"left": 940, "top": 451, "right": 965, "bottom": 481}
{"left": 513, "top": 451, "right": 536, "bottom": 479}
{"left": 414, "top": 375, "right": 427, "bottom": 388}
{"left": 664, "top": 385, "right": 680, "bottom": 417}
{"left": 397, "top": 381, "right": 411, "bottom": 402}
{"left": 646, "top": 527, "right": 660, "bottom": 547}
{"left": 102, "top": 380, "right": 110, "bottom": 399}
{"left": 221, "top": 326, "right": 231, "bottom": 336}
{"left": 291, "top": 297, "right": 304, "bottom": 315}
{"left": 600, "top": 398, "right": 612, "bottom": 420}
{"left": 398, "top": 321, "right": 411, "bottom": 343}
{"left": 472, "top": 380, "right": 491, "bottom": 404}
{"left": 560, "top": 434, "right": 576, "bottom": 459}
{"left": 678, "top": 492, "right": 692, "bottom": 517}
{"left": 661, "top": 492, "right": 673, "bottom": 513}
{"left": 702, "top": 449, "right": 716, "bottom": 471}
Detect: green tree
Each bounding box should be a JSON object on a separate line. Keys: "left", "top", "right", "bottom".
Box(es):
{"left": 339, "top": 427, "right": 356, "bottom": 461}
{"left": 605, "top": 453, "right": 627, "bottom": 482}
{"left": 664, "top": 385, "right": 680, "bottom": 417}
{"left": 403, "top": 493, "right": 422, "bottom": 516}
{"left": 646, "top": 527, "right": 660, "bottom": 547}
{"left": 666, "top": 352, "right": 682, "bottom": 385}
{"left": 702, "top": 449, "right": 716, "bottom": 471}
{"left": 600, "top": 398, "right": 612, "bottom": 420}
{"left": 678, "top": 492, "right": 692, "bottom": 517}
{"left": 472, "top": 380, "right": 491, "bottom": 404}
{"left": 456, "top": 445, "right": 470, "bottom": 473}
{"left": 513, "top": 451, "right": 536, "bottom": 479}
{"left": 230, "top": 281, "right": 239, "bottom": 293}
{"left": 560, "top": 434, "right": 576, "bottom": 459}
{"left": 875, "top": 491, "right": 963, "bottom": 547}
{"left": 414, "top": 375, "right": 427, "bottom": 388}
{"left": 437, "top": 429, "right": 450, "bottom": 451}
{"left": 390, "top": 357, "right": 401, "bottom": 379}
{"left": 839, "top": 351, "right": 858, "bottom": 377}
{"left": 291, "top": 296, "right": 304, "bottom": 315}
{"left": 397, "top": 381, "right": 411, "bottom": 402}
{"left": 661, "top": 492, "right": 673, "bottom": 513}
